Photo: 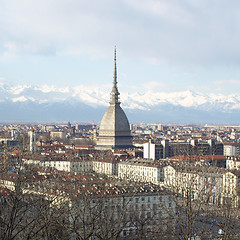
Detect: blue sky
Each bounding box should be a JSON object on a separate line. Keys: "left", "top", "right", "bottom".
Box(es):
{"left": 1, "top": 0, "right": 240, "bottom": 95}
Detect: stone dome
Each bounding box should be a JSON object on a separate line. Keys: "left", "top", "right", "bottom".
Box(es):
{"left": 99, "top": 104, "right": 131, "bottom": 135}
{"left": 97, "top": 102, "right": 133, "bottom": 149}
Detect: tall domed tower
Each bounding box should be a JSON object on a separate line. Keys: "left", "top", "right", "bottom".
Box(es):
{"left": 96, "top": 49, "right": 133, "bottom": 150}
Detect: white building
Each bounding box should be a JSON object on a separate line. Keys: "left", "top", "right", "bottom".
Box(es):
{"left": 224, "top": 143, "right": 240, "bottom": 156}
{"left": 50, "top": 131, "right": 66, "bottom": 140}
{"left": 118, "top": 159, "right": 164, "bottom": 184}
{"left": 29, "top": 129, "right": 37, "bottom": 152}
{"left": 143, "top": 140, "right": 169, "bottom": 160}
{"left": 222, "top": 170, "right": 240, "bottom": 208}
{"left": 164, "top": 165, "right": 224, "bottom": 205}
{"left": 22, "top": 156, "right": 93, "bottom": 173}
{"left": 226, "top": 156, "right": 240, "bottom": 170}
{"left": 69, "top": 184, "right": 175, "bottom": 239}
{"left": 92, "top": 160, "right": 118, "bottom": 176}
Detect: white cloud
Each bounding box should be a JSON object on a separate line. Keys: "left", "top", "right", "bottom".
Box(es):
{"left": 1, "top": 0, "right": 239, "bottom": 66}
{"left": 142, "top": 81, "right": 168, "bottom": 92}
{"left": 123, "top": 0, "right": 194, "bottom": 24}
{"left": 1, "top": 0, "right": 240, "bottom": 99}
{"left": 146, "top": 57, "right": 167, "bottom": 65}
{"left": 0, "top": 77, "right": 6, "bottom": 86}
{"left": 215, "top": 79, "right": 240, "bottom": 85}
{"left": 3, "top": 42, "right": 18, "bottom": 56}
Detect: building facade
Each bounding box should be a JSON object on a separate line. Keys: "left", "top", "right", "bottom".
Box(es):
{"left": 224, "top": 143, "right": 240, "bottom": 156}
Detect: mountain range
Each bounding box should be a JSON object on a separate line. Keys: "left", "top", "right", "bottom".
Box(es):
{"left": 0, "top": 83, "right": 240, "bottom": 124}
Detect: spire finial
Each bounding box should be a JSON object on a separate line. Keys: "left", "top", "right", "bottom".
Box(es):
{"left": 110, "top": 47, "right": 120, "bottom": 104}
{"left": 114, "top": 46, "right": 117, "bottom": 86}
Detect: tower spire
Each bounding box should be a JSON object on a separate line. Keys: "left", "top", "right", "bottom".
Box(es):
{"left": 110, "top": 47, "right": 120, "bottom": 104}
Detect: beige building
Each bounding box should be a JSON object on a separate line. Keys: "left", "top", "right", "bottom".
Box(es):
{"left": 226, "top": 156, "right": 240, "bottom": 170}
{"left": 164, "top": 165, "right": 223, "bottom": 205}
{"left": 50, "top": 131, "right": 66, "bottom": 140}
{"left": 222, "top": 171, "right": 240, "bottom": 208}
{"left": 224, "top": 142, "right": 240, "bottom": 156}
{"left": 118, "top": 159, "right": 164, "bottom": 185}
{"left": 22, "top": 155, "right": 93, "bottom": 173}
{"left": 92, "top": 159, "right": 118, "bottom": 176}
{"left": 69, "top": 184, "right": 175, "bottom": 238}
{"left": 23, "top": 154, "right": 118, "bottom": 176}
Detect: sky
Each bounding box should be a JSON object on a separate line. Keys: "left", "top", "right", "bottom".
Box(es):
{"left": 1, "top": 0, "right": 240, "bottom": 95}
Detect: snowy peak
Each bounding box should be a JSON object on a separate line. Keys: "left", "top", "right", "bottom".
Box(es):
{"left": 1, "top": 83, "right": 240, "bottom": 113}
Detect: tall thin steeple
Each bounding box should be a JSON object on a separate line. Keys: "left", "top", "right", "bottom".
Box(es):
{"left": 96, "top": 48, "right": 133, "bottom": 150}
{"left": 110, "top": 47, "right": 120, "bottom": 104}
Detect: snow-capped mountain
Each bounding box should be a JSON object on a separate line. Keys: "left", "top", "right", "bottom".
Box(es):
{"left": 0, "top": 83, "right": 240, "bottom": 123}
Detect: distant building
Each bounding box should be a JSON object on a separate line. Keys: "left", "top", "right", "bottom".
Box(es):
{"left": 164, "top": 165, "right": 224, "bottom": 205}
{"left": 143, "top": 140, "right": 169, "bottom": 160}
{"left": 0, "top": 138, "right": 18, "bottom": 146}
{"left": 222, "top": 170, "right": 240, "bottom": 208}
{"left": 169, "top": 139, "right": 223, "bottom": 157}
{"left": 224, "top": 142, "right": 240, "bottom": 156}
{"left": 43, "top": 125, "right": 56, "bottom": 132}
{"left": 96, "top": 49, "right": 133, "bottom": 150}
{"left": 226, "top": 156, "right": 240, "bottom": 170}
{"left": 22, "top": 155, "right": 93, "bottom": 173}
{"left": 70, "top": 185, "right": 175, "bottom": 238}
{"left": 29, "top": 128, "right": 37, "bottom": 152}
{"left": 169, "top": 155, "right": 226, "bottom": 168}
{"left": 118, "top": 159, "right": 165, "bottom": 184}
{"left": 50, "top": 131, "right": 66, "bottom": 140}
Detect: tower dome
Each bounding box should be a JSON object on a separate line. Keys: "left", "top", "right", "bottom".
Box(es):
{"left": 96, "top": 49, "right": 133, "bottom": 150}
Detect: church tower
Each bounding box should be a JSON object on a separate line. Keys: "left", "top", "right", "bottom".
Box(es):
{"left": 96, "top": 48, "right": 133, "bottom": 150}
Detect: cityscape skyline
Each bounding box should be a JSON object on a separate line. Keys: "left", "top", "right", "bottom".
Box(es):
{"left": 2, "top": 1, "right": 240, "bottom": 236}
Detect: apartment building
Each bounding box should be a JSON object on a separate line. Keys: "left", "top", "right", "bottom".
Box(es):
{"left": 224, "top": 143, "right": 240, "bottom": 156}
{"left": 69, "top": 183, "right": 175, "bottom": 238}
{"left": 222, "top": 170, "right": 240, "bottom": 208}
{"left": 143, "top": 140, "right": 169, "bottom": 160}
{"left": 226, "top": 156, "right": 240, "bottom": 170}
{"left": 22, "top": 155, "right": 93, "bottom": 173}
{"left": 92, "top": 159, "right": 118, "bottom": 176}
{"left": 164, "top": 165, "right": 223, "bottom": 205}
{"left": 118, "top": 159, "right": 165, "bottom": 184}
